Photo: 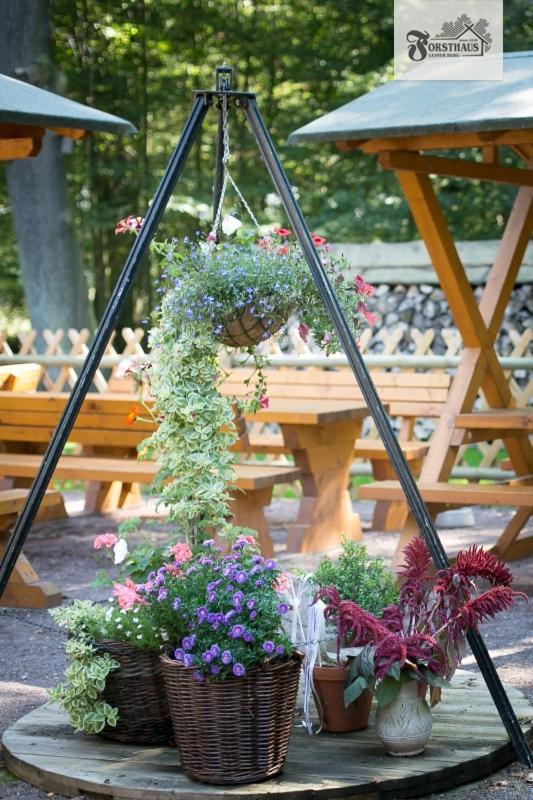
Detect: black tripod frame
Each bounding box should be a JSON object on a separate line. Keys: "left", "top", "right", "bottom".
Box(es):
{"left": 1, "top": 67, "right": 531, "bottom": 767}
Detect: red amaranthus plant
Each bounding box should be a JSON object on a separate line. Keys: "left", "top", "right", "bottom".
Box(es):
{"left": 318, "top": 539, "right": 526, "bottom": 708}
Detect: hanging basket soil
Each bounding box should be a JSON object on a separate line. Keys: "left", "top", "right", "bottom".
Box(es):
{"left": 218, "top": 305, "right": 289, "bottom": 348}
{"left": 313, "top": 665, "right": 372, "bottom": 733}
{"left": 97, "top": 640, "right": 173, "bottom": 744}
{"left": 160, "top": 652, "right": 303, "bottom": 785}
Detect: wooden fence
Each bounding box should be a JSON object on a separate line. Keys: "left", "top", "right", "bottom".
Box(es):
{"left": 0, "top": 325, "right": 531, "bottom": 478}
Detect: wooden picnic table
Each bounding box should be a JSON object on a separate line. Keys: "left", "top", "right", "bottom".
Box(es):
{"left": 246, "top": 398, "right": 369, "bottom": 552}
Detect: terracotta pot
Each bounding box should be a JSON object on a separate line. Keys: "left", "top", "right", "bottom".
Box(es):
{"left": 375, "top": 679, "right": 432, "bottom": 756}
{"left": 313, "top": 665, "right": 372, "bottom": 733}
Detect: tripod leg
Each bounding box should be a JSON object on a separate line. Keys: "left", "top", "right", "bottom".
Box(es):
{"left": 242, "top": 97, "right": 533, "bottom": 768}
{"left": 0, "top": 95, "right": 209, "bottom": 597}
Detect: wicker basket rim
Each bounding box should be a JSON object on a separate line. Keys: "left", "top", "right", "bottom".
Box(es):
{"left": 160, "top": 650, "right": 303, "bottom": 679}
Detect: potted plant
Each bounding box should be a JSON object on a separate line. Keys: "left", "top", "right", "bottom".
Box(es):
{"left": 318, "top": 538, "right": 526, "bottom": 755}
{"left": 147, "top": 534, "right": 303, "bottom": 785}
{"left": 311, "top": 540, "right": 398, "bottom": 733}
{"left": 115, "top": 219, "right": 376, "bottom": 547}
{"left": 49, "top": 531, "right": 177, "bottom": 744}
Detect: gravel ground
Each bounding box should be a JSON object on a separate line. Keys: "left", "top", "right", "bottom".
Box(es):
{"left": 0, "top": 494, "right": 532, "bottom": 800}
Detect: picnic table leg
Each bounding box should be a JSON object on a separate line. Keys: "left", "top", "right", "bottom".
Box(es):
{"left": 83, "top": 446, "right": 143, "bottom": 513}
{"left": 282, "top": 419, "right": 363, "bottom": 553}
{"left": 229, "top": 486, "right": 274, "bottom": 558}
{"left": 0, "top": 518, "right": 61, "bottom": 608}
{"left": 370, "top": 455, "right": 425, "bottom": 531}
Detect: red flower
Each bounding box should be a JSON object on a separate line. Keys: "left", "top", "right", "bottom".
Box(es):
{"left": 259, "top": 394, "right": 269, "bottom": 409}
{"left": 114, "top": 215, "right": 144, "bottom": 235}
{"left": 124, "top": 404, "right": 139, "bottom": 426}
{"left": 298, "top": 322, "right": 309, "bottom": 343}
{"left": 354, "top": 274, "right": 375, "bottom": 297}
{"left": 311, "top": 233, "right": 327, "bottom": 246}
{"left": 276, "top": 245, "right": 289, "bottom": 256}
{"left": 258, "top": 237, "right": 272, "bottom": 250}
{"left": 273, "top": 227, "right": 292, "bottom": 237}
{"left": 358, "top": 302, "right": 377, "bottom": 327}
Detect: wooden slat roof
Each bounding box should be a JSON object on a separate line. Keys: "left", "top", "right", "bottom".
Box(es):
{"left": 288, "top": 51, "right": 533, "bottom": 144}
{"left": 0, "top": 73, "right": 136, "bottom": 134}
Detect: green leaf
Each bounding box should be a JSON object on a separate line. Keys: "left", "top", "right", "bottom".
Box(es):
{"left": 344, "top": 676, "right": 368, "bottom": 707}
{"left": 375, "top": 676, "right": 402, "bottom": 708}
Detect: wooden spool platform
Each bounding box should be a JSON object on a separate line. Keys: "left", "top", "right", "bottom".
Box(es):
{"left": 2, "top": 673, "right": 532, "bottom": 799}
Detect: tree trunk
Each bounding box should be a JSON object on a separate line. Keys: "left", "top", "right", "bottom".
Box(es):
{"left": 0, "top": 0, "right": 94, "bottom": 333}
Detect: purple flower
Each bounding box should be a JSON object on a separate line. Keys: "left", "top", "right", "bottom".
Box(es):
{"left": 249, "top": 610, "right": 257, "bottom": 620}
{"left": 173, "top": 648, "right": 185, "bottom": 662}
{"left": 232, "top": 591, "right": 244, "bottom": 608}
{"left": 157, "top": 588, "right": 167, "bottom": 601}
{"left": 210, "top": 664, "right": 221, "bottom": 675}
{"left": 202, "top": 650, "right": 214, "bottom": 663}
{"left": 154, "top": 574, "right": 165, "bottom": 588}
{"left": 264, "top": 559, "right": 277, "bottom": 570}
{"left": 221, "top": 650, "right": 233, "bottom": 665}
{"left": 232, "top": 663, "right": 246, "bottom": 677}
{"left": 252, "top": 555, "right": 264, "bottom": 564}
{"left": 247, "top": 598, "right": 256, "bottom": 610}
{"left": 207, "top": 612, "right": 218, "bottom": 625}
{"left": 182, "top": 635, "right": 196, "bottom": 651}
{"left": 276, "top": 645, "right": 285, "bottom": 655}
{"left": 210, "top": 643, "right": 221, "bottom": 656}
{"left": 234, "top": 605, "right": 243, "bottom": 614}
{"left": 186, "top": 566, "right": 197, "bottom": 576}
{"left": 192, "top": 670, "right": 203, "bottom": 682}
{"left": 203, "top": 538, "right": 215, "bottom": 547}
{"left": 277, "top": 603, "right": 289, "bottom": 615}
{"left": 197, "top": 606, "right": 208, "bottom": 621}
{"left": 235, "top": 571, "right": 248, "bottom": 584}
{"left": 199, "top": 557, "right": 213, "bottom": 567}
{"left": 224, "top": 610, "right": 236, "bottom": 624}
{"left": 250, "top": 565, "right": 262, "bottom": 575}
{"left": 262, "top": 641, "right": 275, "bottom": 653}
{"left": 230, "top": 624, "right": 245, "bottom": 639}
{"left": 255, "top": 580, "right": 265, "bottom": 588}
{"left": 207, "top": 580, "right": 221, "bottom": 591}
{"left": 208, "top": 591, "right": 217, "bottom": 603}
{"left": 183, "top": 654, "right": 194, "bottom": 667}
{"left": 172, "top": 597, "right": 182, "bottom": 610}
{"left": 243, "top": 632, "right": 253, "bottom": 643}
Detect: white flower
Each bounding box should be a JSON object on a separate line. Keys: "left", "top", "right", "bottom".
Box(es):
{"left": 117, "top": 624, "right": 123, "bottom": 629}
{"left": 161, "top": 631, "right": 169, "bottom": 641}
{"left": 105, "top": 608, "right": 113, "bottom": 621}
{"left": 221, "top": 215, "right": 242, "bottom": 236}
{"left": 137, "top": 635, "right": 143, "bottom": 640}
{"left": 121, "top": 609, "right": 127, "bottom": 615}
{"left": 115, "top": 358, "right": 136, "bottom": 378}
{"left": 113, "top": 538, "right": 129, "bottom": 565}
{"left": 132, "top": 617, "right": 139, "bottom": 623}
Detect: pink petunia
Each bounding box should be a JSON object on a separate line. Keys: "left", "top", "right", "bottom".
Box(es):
{"left": 274, "top": 572, "right": 291, "bottom": 593}
{"left": 276, "top": 245, "right": 289, "bottom": 256}
{"left": 114, "top": 215, "right": 144, "bottom": 235}
{"left": 112, "top": 578, "right": 146, "bottom": 610}
{"left": 170, "top": 542, "right": 193, "bottom": 563}
{"left": 354, "top": 274, "right": 375, "bottom": 297}
{"left": 93, "top": 533, "right": 119, "bottom": 550}
{"left": 358, "top": 301, "right": 378, "bottom": 327}
{"left": 259, "top": 394, "right": 269, "bottom": 409}
{"left": 273, "top": 227, "right": 292, "bottom": 237}
{"left": 311, "top": 233, "right": 327, "bottom": 246}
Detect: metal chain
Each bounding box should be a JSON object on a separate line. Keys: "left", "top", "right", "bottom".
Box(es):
{"left": 210, "top": 96, "right": 260, "bottom": 238}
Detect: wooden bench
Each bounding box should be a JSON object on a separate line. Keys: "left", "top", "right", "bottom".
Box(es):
{"left": 0, "top": 488, "right": 64, "bottom": 608}
{"left": 219, "top": 368, "right": 450, "bottom": 529}
{"left": 358, "top": 479, "right": 533, "bottom": 561}
{"left": 0, "top": 392, "right": 300, "bottom": 557}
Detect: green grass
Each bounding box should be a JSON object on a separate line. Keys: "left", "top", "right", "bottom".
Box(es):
{"left": 0, "top": 768, "right": 19, "bottom": 786}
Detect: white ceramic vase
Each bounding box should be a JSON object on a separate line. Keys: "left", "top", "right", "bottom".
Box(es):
{"left": 375, "top": 680, "right": 432, "bottom": 756}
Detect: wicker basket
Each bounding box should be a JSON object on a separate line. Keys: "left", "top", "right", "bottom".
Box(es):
{"left": 218, "top": 306, "right": 288, "bottom": 348}
{"left": 160, "top": 652, "right": 303, "bottom": 785}
{"left": 97, "top": 640, "right": 173, "bottom": 744}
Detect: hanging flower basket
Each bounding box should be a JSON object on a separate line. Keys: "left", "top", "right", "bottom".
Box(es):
{"left": 97, "top": 640, "right": 173, "bottom": 744}
{"left": 160, "top": 652, "right": 303, "bottom": 785}
{"left": 218, "top": 304, "right": 290, "bottom": 348}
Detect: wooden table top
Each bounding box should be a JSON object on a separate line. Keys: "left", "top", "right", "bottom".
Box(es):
{"left": 244, "top": 398, "right": 369, "bottom": 425}
{"left": 0, "top": 392, "right": 370, "bottom": 427}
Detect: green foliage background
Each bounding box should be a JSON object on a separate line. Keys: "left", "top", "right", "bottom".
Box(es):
{"left": 1, "top": 0, "right": 531, "bottom": 326}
